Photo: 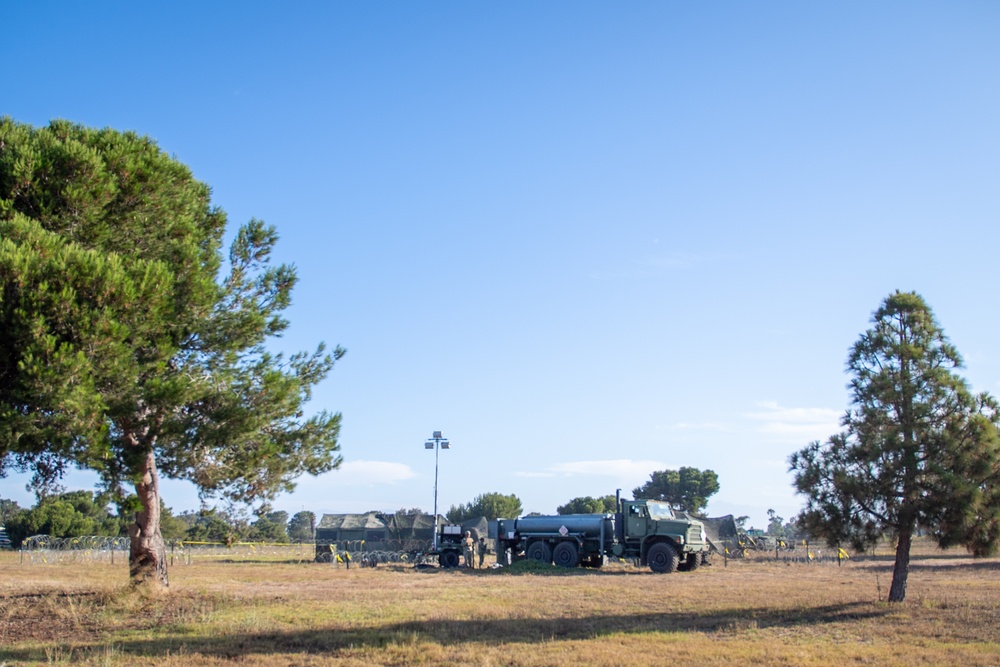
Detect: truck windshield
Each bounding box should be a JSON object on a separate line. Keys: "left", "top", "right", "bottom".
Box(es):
{"left": 647, "top": 503, "right": 676, "bottom": 519}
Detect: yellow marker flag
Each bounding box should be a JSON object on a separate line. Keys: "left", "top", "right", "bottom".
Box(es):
{"left": 838, "top": 548, "right": 850, "bottom": 559}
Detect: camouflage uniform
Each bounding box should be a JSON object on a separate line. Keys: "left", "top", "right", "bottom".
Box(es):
{"left": 477, "top": 538, "right": 487, "bottom": 569}
{"left": 463, "top": 532, "right": 475, "bottom": 568}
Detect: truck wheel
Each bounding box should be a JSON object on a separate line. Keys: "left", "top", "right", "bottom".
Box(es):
{"left": 552, "top": 541, "right": 580, "bottom": 568}
{"left": 439, "top": 551, "right": 460, "bottom": 568}
{"left": 683, "top": 553, "right": 700, "bottom": 571}
{"left": 647, "top": 542, "right": 679, "bottom": 573}
{"left": 525, "top": 541, "right": 552, "bottom": 563}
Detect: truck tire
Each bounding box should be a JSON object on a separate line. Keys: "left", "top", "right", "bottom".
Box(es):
{"left": 552, "top": 541, "right": 580, "bottom": 568}
{"left": 439, "top": 551, "right": 460, "bottom": 568}
{"left": 646, "top": 542, "right": 679, "bottom": 574}
{"left": 682, "top": 553, "right": 700, "bottom": 572}
{"left": 525, "top": 541, "right": 552, "bottom": 563}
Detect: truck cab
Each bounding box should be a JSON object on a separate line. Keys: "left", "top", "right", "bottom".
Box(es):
{"left": 617, "top": 499, "right": 708, "bottom": 572}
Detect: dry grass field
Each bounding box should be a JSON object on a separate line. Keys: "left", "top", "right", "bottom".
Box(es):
{"left": 1, "top": 539, "right": 998, "bottom": 666}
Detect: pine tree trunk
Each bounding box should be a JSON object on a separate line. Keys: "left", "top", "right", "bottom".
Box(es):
{"left": 128, "top": 448, "right": 169, "bottom": 589}
{"left": 888, "top": 520, "right": 913, "bottom": 602}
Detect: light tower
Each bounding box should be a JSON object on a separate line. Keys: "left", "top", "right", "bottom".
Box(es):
{"left": 424, "top": 430, "right": 450, "bottom": 550}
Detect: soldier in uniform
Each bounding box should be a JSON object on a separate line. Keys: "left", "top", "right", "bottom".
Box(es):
{"left": 463, "top": 531, "right": 475, "bottom": 569}
{"left": 477, "top": 537, "right": 487, "bottom": 569}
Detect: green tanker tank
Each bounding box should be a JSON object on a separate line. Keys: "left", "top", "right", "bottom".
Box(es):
{"left": 496, "top": 494, "right": 708, "bottom": 573}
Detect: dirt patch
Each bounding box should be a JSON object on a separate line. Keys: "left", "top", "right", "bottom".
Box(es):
{"left": 0, "top": 589, "right": 231, "bottom": 645}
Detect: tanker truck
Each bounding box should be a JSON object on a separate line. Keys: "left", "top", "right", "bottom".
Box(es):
{"left": 495, "top": 495, "right": 708, "bottom": 573}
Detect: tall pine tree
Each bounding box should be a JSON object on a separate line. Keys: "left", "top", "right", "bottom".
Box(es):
{"left": 0, "top": 119, "right": 344, "bottom": 588}
{"left": 790, "top": 291, "right": 1000, "bottom": 602}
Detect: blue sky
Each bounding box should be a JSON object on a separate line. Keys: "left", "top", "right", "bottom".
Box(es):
{"left": 4, "top": 2, "right": 1000, "bottom": 529}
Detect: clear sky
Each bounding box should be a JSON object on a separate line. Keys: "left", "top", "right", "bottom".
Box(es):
{"left": 3, "top": 2, "right": 1000, "bottom": 530}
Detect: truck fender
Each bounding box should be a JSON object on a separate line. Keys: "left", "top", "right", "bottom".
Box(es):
{"left": 641, "top": 537, "right": 678, "bottom": 564}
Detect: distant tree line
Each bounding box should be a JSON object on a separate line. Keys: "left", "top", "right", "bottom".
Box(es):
{"left": 550, "top": 467, "right": 721, "bottom": 517}
{"left": 557, "top": 495, "right": 618, "bottom": 515}
{"left": 0, "top": 492, "right": 316, "bottom": 548}
{"left": 446, "top": 492, "right": 522, "bottom": 523}
{"left": 759, "top": 509, "right": 806, "bottom": 541}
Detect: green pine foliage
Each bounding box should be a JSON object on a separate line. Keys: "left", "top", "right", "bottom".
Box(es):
{"left": 556, "top": 495, "right": 618, "bottom": 515}
{"left": 248, "top": 511, "right": 290, "bottom": 543}
{"left": 632, "top": 467, "right": 720, "bottom": 514}
{"left": 447, "top": 492, "right": 523, "bottom": 522}
{"left": 0, "top": 118, "right": 344, "bottom": 585}
{"left": 789, "top": 291, "right": 1000, "bottom": 602}
{"left": 287, "top": 510, "right": 316, "bottom": 543}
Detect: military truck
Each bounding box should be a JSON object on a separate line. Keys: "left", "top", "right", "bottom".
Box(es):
{"left": 430, "top": 524, "right": 465, "bottom": 568}
{"left": 496, "top": 495, "right": 708, "bottom": 573}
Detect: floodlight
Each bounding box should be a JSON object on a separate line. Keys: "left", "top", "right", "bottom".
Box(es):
{"left": 424, "top": 431, "right": 451, "bottom": 551}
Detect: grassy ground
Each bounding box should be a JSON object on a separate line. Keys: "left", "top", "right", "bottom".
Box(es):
{"left": 1, "top": 540, "right": 998, "bottom": 666}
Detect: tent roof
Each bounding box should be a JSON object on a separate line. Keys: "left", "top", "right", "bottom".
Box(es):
{"left": 316, "top": 512, "right": 387, "bottom": 531}
{"left": 384, "top": 513, "right": 438, "bottom": 531}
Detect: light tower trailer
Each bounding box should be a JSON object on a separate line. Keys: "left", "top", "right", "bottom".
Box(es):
{"left": 496, "top": 497, "right": 708, "bottom": 573}
{"left": 430, "top": 524, "right": 465, "bottom": 568}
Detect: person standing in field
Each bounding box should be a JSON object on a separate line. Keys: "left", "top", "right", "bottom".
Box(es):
{"left": 463, "top": 531, "right": 475, "bottom": 569}
{"left": 477, "top": 537, "right": 487, "bottom": 569}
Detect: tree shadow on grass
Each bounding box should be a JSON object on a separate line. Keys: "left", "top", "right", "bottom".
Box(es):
{"left": 856, "top": 558, "right": 1000, "bottom": 573}
{"left": 212, "top": 559, "right": 316, "bottom": 565}
{"left": 0, "top": 601, "right": 887, "bottom": 662}
{"left": 908, "top": 559, "right": 1000, "bottom": 572}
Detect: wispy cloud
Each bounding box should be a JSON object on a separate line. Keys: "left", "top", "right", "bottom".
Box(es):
{"left": 333, "top": 460, "right": 417, "bottom": 486}
{"left": 745, "top": 401, "right": 841, "bottom": 442}
{"left": 550, "top": 460, "right": 667, "bottom": 477}
{"left": 517, "top": 459, "right": 666, "bottom": 489}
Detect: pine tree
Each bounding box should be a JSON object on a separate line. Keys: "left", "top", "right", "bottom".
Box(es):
{"left": 556, "top": 495, "right": 618, "bottom": 515}
{"left": 287, "top": 510, "right": 316, "bottom": 543}
{"left": 632, "top": 467, "right": 719, "bottom": 514}
{"left": 446, "top": 492, "right": 522, "bottom": 522}
{"left": 0, "top": 119, "right": 343, "bottom": 588}
{"left": 790, "top": 291, "right": 1000, "bottom": 602}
